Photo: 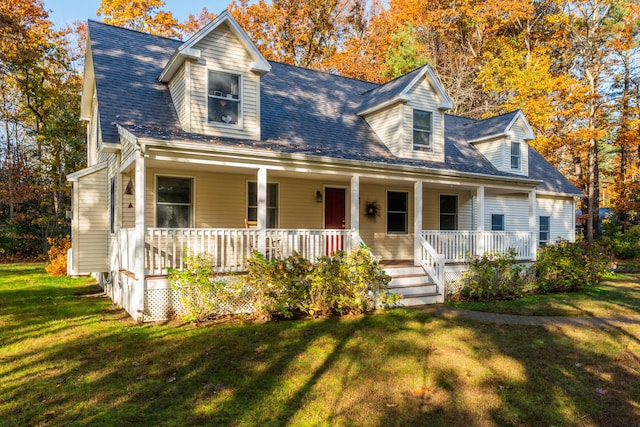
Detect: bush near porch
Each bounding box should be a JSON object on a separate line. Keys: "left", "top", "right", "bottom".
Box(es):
{"left": 169, "top": 246, "right": 398, "bottom": 323}
{"left": 453, "top": 241, "right": 614, "bottom": 302}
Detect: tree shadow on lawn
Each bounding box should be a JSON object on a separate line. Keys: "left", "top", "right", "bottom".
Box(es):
{"left": 3, "top": 294, "right": 640, "bottom": 426}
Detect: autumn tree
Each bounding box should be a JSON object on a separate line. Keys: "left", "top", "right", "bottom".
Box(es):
{"left": 97, "top": 0, "right": 181, "bottom": 38}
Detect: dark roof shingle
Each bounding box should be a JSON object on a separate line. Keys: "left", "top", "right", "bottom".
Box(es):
{"left": 87, "top": 20, "right": 581, "bottom": 196}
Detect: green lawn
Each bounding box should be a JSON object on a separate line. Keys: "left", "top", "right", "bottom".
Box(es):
{"left": 446, "top": 272, "right": 640, "bottom": 317}
{"left": 1, "top": 264, "right": 639, "bottom": 426}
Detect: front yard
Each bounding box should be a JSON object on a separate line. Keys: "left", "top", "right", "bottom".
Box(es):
{"left": 1, "top": 264, "right": 639, "bottom": 426}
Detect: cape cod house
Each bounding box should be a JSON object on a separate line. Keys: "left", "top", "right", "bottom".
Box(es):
{"left": 68, "top": 11, "right": 582, "bottom": 322}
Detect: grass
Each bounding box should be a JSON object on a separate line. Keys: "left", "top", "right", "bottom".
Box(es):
{"left": 1, "top": 263, "right": 639, "bottom": 426}
{"left": 446, "top": 271, "right": 640, "bottom": 317}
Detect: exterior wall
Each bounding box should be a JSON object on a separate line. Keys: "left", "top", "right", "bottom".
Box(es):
{"left": 473, "top": 118, "right": 530, "bottom": 177}
{"left": 144, "top": 168, "right": 349, "bottom": 229}
{"left": 484, "top": 194, "right": 529, "bottom": 231}
{"left": 536, "top": 195, "right": 575, "bottom": 243}
{"left": 187, "top": 22, "right": 261, "bottom": 140}
{"left": 168, "top": 63, "right": 186, "bottom": 129}
{"left": 359, "top": 183, "right": 414, "bottom": 261}
{"left": 422, "top": 188, "right": 473, "bottom": 230}
{"left": 403, "top": 77, "right": 445, "bottom": 162}
{"left": 364, "top": 104, "right": 403, "bottom": 156}
{"left": 73, "top": 167, "right": 108, "bottom": 274}
{"left": 507, "top": 118, "right": 529, "bottom": 176}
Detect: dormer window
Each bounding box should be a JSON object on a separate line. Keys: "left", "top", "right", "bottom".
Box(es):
{"left": 413, "top": 109, "right": 433, "bottom": 152}
{"left": 511, "top": 141, "right": 521, "bottom": 169}
{"left": 208, "top": 70, "right": 240, "bottom": 125}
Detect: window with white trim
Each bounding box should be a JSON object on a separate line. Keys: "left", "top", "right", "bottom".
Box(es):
{"left": 539, "top": 215, "right": 550, "bottom": 246}
{"left": 208, "top": 71, "right": 240, "bottom": 125}
{"left": 413, "top": 109, "right": 433, "bottom": 152}
{"left": 491, "top": 214, "right": 505, "bottom": 231}
{"left": 511, "top": 141, "right": 521, "bottom": 169}
{"left": 247, "top": 182, "right": 278, "bottom": 228}
{"left": 156, "top": 176, "right": 193, "bottom": 228}
{"left": 440, "top": 195, "right": 458, "bottom": 230}
{"left": 387, "top": 191, "right": 408, "bottom": 234}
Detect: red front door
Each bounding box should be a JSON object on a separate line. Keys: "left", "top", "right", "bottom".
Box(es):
{"left": 324, "top": 187, "right": 346, "bottom": 254}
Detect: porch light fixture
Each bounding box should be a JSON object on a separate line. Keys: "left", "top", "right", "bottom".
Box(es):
{"left": 315, "top": 189, "right": 323, "bottom": 203}
{"left": 124, "top": 178, "right": 134, "bottom": 208}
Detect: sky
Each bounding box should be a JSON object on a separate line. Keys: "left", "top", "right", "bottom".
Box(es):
{"left": 44, "top": 0, "right": 236, "bottom": 29}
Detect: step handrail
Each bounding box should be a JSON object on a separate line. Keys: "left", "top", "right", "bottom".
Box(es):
{"left": 418, "top": 235, "right": 445, "bottom": 291}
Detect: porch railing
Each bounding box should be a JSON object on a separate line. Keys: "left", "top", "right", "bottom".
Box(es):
{"left": 265, "top": 229, "right": 356, "bottom": 261}
{"left": 118, "top": 228, "right": 358, "bottom": 276}
{"left": 421, "top": 230, "right": 533, "bottom": 263}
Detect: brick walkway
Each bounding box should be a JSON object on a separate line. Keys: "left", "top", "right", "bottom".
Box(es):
{"left": 420, "top": 305, "right": 640, "bottom": 328}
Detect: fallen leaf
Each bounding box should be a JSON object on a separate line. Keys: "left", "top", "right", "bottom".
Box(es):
{"left": 44, "top": 410, "right": 55, "bottom": 417}
{"left": 167, "top": 376, "right": 176, "bottom": 383}
{"left": 255, "top": 345, "right": 266, "bottom": 353}
{"left": 386, "top": 403, "right": 397, "bottom": 407}
{"left": 135, "top": 376, "right": 146, "bottom": 381}
{"left": 131, "top": 361, "right": 140, "bottom": 366}
{"left": 595, "top": 388, "right": 608, "bottom": 395}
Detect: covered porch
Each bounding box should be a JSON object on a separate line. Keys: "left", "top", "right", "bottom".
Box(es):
{"left": 114, "top": 141, "right": 539, "bottom": 287}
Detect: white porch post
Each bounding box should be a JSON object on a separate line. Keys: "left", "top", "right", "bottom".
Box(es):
{"left": 414, "top": 180, "right": 423, "bottom": 266}
{"left": 134, "top": 145, "right": 146, "bottom": 322}
{"left": 257, "top": 167, "right": 267, "bottom": 254}
{"left": 476, "top": 186, "right": 485, "bottom": 256}
{"left": 350, "top": 175, "right": 360, "bottom": 236}
{"left": 529, "top": 189, "right": 537, "bottom": 260}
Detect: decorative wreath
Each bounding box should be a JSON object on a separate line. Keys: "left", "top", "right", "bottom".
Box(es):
{"left": 365, "top": 200, "right": 380, "bottom": 221}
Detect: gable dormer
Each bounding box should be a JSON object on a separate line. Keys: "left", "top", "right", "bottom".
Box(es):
{"left": 468, "top": 111, "right": 535, "bottom": 177}
{"left": 358, "top": 65, "right": 453, "bottom": 162}
{"left": 159, "top": 11, "right": 270, "bottom": 140}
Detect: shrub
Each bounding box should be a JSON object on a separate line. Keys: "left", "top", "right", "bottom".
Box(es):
{"left": 534, "top": 241, "right": 613, "bottom": 293}
{"left": 45, "top": 235, "right": 71, "bottom": 276}
{"left": 600, "top": 219, "right": 640, "bottom": 259}
{"left": 245, "top": 246, "right": 396, "bottom": 320}
{"left": 456, "top": 249, "right": 529, "bottom": 302}
{"left": 244, "top": 251, "right": 313, "bottom": 320}
{"left": 168, "top": 253, "right": 229, "bottom": 323}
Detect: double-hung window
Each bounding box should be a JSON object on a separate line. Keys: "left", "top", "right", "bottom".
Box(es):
{"left": 440, "top": 195, "right": 458, "bottom": 230}
{"left": 491, "top": 214, "right": 505, "bottom": 231}
{"left": 387, "top": 191, "right": 408, "bottom": 234}
{"left": 413, "top": 109, "right": 433, "bottom": 152}
{"left": 247, "top": 182, "right": 278, "bottom": 228}
{"left": 539, "top": 216, "right": 550, "bottom": 246}
{"left": 156, "top": 176, "right": 193, "bottom": 228}
{"left": 208, "top": 71, "right": 240, "bottom": 125}
{"left": 511, "top": 141, "right": 521, "bottom": 170}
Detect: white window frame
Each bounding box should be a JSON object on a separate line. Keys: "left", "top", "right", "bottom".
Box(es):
{"left": 207, "top": 69, "right": 242, "bottom": 127}
{"left": 247, "top": 181, "right": 279, "bottom": 228}
{"left": 386, "top": 190, "right": 409, "bottom": 234}
{"left": 413, "top": 109, "right": 433, "bottom": 152}
{"left": 155, "top": 175, "right": 195, "bottom": 228}
{"left": 511, "top": 141, "right": 521, "bottom": 170}
{"left": 539, "top": 215, "right": 551, "bottom": 246}
{"left": 439, "top": 194, "right": 458, "bottom": 230}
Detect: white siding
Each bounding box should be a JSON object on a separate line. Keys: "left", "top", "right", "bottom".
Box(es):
{"left": 168, "top": 64, "right": 186, "bottom": 129}
{"left": 474, "top": 137, "right": 505, "bottom": 172}
{"left": 359, "top": 183, "right": 414, "bottom": 261}
{"left": 508, "top": 118, "right": 529, "bottom": 176}
{"left": 188, "top": 23, "right": 261, "bottom": 140}
{"left": 405, "top": 77, "right": 445, "bottom": 162}
{"left": 73, "top": 167, "right": 108, "bottom": 274}
{"left": 537, "top": 195, "right": 575, "bottom": 243}
{"left": 364, "top": 104, "right": 403, "bottom": 156}
{"left": 422, "top": 189, "right": 473, "bottom": 230}
{"left": 484, "top": 194, "right": 529, "bottom": 231}
{"left": 474, "top": 118, "right": 530, "bottom": 176}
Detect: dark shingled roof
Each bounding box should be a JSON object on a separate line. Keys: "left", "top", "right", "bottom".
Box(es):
{"left": 463, "top": 111, "right": 520, "bottom": 141}
{"left": 87, "top": 20, "right": 582, "bottom": 196}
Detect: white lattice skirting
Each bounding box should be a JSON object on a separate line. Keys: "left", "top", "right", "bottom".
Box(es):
{"left": 143, "top": 277, "right": 255, "bottom": 321}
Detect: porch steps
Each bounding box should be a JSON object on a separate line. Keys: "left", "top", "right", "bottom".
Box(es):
{"left": 382, "top": 262, "right": 441, "bottom": 307}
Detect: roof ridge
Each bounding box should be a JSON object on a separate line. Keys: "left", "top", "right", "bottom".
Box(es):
{"left": 87, "top": 19, "right": 182, "bottom": 42}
